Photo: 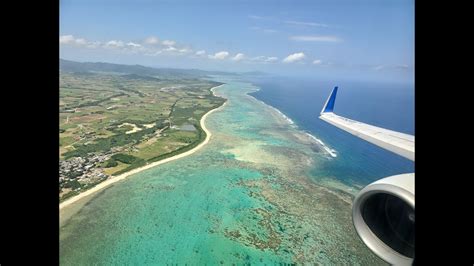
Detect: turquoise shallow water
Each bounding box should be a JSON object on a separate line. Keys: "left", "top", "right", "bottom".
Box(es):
{"left": 60, "top": 78, "right": 386, "bottom": 265}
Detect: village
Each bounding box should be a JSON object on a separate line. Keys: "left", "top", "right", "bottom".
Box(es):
{"left": 59, "top": 152, "right": 110, "bottom": 197}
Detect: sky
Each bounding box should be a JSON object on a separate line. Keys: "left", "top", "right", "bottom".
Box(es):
{"left": 60, "top": 0, "right": 414, "bottom": 82}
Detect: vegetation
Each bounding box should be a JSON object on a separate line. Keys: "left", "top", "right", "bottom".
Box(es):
{"left": 112, "top": 153, "right": 139, "bottom": 164}
{"left": 104, "top": 158, "right": 118, "bottom": 168}
{"left": 60, "top": 175, "right": 108, "bottom": 202}
{"left": 63, "top": 126, "right": 156, "bottom": 159}
{"left": 59, "top": 59, "right": 227, "bottom": 200}
{"left": 66, "top": 171, "right": 83, "bottom": 179}
{"left": 112, "top": 158, "right": 147, "bottom": 176}
{"left": 62, "top": 180, "right": 81, "bottom": 190}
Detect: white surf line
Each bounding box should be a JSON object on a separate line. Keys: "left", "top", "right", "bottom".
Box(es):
{"left": 304, "top": 132, "right": 337, "bottom": 158}
{"left": 246, "top": 86, "right": 337, "bottom": 158}
{"left": 60, "top": 84, "right": 226, "bottom": 210}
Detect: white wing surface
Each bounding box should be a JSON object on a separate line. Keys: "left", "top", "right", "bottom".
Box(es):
{"left": 319, "top": 87, "right": 414, "bottom": 161}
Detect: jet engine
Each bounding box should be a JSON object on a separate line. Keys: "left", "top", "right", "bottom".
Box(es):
{"left": 352, "top": 173, "right": 414, "bottom": 265}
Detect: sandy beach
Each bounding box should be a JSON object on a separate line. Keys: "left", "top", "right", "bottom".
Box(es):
{"left": 60, "top": 84, "right": 226, "bottom": 210}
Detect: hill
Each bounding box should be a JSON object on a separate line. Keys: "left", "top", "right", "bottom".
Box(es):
{"left": 59, "top": 59, "right": 236, "bottom": 79}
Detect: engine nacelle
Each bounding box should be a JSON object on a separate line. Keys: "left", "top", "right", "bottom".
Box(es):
{"left": 352, "top": 173, "right": 414, "bottom": 265}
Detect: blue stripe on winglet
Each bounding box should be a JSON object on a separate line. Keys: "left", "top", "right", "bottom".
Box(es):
{"left": 322, "top": 86, "right": 338, "bottom": 113}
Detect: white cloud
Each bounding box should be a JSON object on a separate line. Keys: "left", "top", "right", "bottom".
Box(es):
{"left": 290, "top": 35, "right": 342, "bottom": 42}
{"left": 313, "top": 59, "right": 322, "bottom": 65}
{"left": 250, "top": 27, "right": 277, "bottom": 33}
{"left": 153, "top": 46, "right": 191, "bottom": 55}
{"left": 144, "top": 36, "right": 160, "bottom": 45}
{"left": 60, "top": 34, "right": 196, "bottom": 58}
{"left": 283, "top": 52, "right": 306, "bottom": 63}
{"left": 251, "top": 56, "right": 266, "bottom": 61}
{"left": 285, "top": 20, "right": 328, "bottom": 27}
{"left": 209, "top": 51, "right": 229, "bottom": 60}
{"left": 263, "top": 29, "right": 277, "bottom": 33}
{"left": 127, "top": 42, "right": 141, "bottom": 47}
{"left": 59, "top": 35, "right": 93, "bottom": 47}
{"left": 75, "top": 38, "right": 87, "bottom": 45}
{"left": 61, "top": 34, "right": 310, "bottom": 66}
{"left": 144, "top": 51, "right": 162, "bottom": 56}
{"left": 374, "top": 64, "right": 409, "bottom": 71}
{"left": 60, "top": 35, "right": 75, "bottom": 44}
{"left": 178, "top": 48, "right": 192, "bottom": 53}
{"left": 86, "top": 41, "right": 101, "bottom": 49}
{"left": 105, "top": 40, "right": 125, "bottom": 48}
{"left": 250, "top": 56, "right": 279, "bottom": 63}
{"left": 164, "top": 46, "right": 177, "bottom": 52}
{"left": 249, "top": 15, "right": 270, "bottom": 20}
{"left": 396, "top": 64, "right": 409, "bottom": 69}
{"left": 231, "top": 53, "right": 245, "bottom": 61}
{"left": 162, "top": 40, "right": 176, "bottom": 46}
{"left": 266, "top": 57, "right": 278, "bottom": 62}
{"left": 195, "top": 50, "right": 206, "bottom": 56}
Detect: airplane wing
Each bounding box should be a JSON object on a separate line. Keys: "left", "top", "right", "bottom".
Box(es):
{"left": 319, "top": 86, "right": 414, "bottom": 161}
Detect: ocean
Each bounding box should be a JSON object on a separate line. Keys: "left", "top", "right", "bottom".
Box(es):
{"left": 248, "top": 75, "right": 414, "bottom": 188}
{"left": 60, "top": 75, "right": 413, "bottom": 264}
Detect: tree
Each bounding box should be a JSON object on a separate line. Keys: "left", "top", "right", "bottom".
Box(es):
{"left": 104, "top": 158, "right": 118, "bottom": 168}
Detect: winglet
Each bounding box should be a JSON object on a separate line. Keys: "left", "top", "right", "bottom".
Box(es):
{"left": 320, "top": 86, "right": 338, "bottom": 114}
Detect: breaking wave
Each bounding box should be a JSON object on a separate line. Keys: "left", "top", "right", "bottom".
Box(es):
{"left": 253, "top": 98, "right": 296, "bottom": 126}
{"left": 304, "top": 132, "right": 337, "bottom": 158}
{"left": 250, "top": 91, "right": 337, "bottom": 158}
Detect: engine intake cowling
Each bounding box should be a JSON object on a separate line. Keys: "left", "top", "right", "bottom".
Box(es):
{"left": 352, "top": 173, "right": 414, "bottom": 265}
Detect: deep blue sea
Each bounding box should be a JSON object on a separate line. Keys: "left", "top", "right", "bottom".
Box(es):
{"left": 248, "top": 75, "right": 414, "bottom": 188}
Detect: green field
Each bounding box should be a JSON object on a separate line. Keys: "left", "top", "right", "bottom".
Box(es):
{"left": 59, "top": 61, "right": 226, "bottom": 201}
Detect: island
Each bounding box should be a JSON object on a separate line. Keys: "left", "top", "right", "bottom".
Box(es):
{"left": 59, "top": 59, "right": 226, "bottom": 202}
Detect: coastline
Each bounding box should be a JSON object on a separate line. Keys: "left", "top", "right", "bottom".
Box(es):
{"left": 60, "top": 84, "right": 226, "bottom": 210}
{"left": 246, "top": 87, "right": 338, "bottom": 158}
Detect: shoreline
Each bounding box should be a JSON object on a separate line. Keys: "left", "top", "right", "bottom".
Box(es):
{"left": 245, "top": 88, "right": 338, "bottom": 158}
{"left": 60, "top": 84, "right": 226, "bottom": 210}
